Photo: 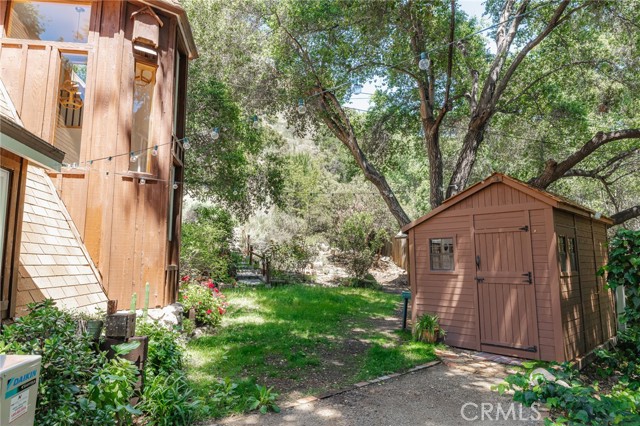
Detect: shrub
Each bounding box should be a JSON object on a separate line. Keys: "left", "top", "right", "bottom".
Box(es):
{"left": 269, "top": 238, "right": 315, "bottom": 274}
{"left": 0, "top": 300, "right": 134, "bottom": 426}
{"left": 599, "top": 229, "right": 640, "bottom": 326}
{"left": 138, "top": 373, "right": 201, "bottom": 426}
{"left": 181, "top": 205, "right": 235, "bottom": 282}
{"left": 333, "top": 212, "right": 388, "bottom": 280}
{"left": 136, "top": 321, "right": 184, "bottom": 376}
{"left": 178, "top": 279, "right": 229, "bottom": 327}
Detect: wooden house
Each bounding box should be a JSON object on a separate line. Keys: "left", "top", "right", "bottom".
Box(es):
{"left": 402, "top": 173, "right": 617, "bottom": 362}
{"left": 0, "top": 0, "right": 197, "bottom": 315}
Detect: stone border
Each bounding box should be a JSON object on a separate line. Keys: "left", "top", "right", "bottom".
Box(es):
{"left": 280, "top": 360, "right": 441, "bottom": 410}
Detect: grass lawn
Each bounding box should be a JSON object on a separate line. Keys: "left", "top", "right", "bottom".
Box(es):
{"left": 186, "top": 284, "right": 438, "bottom": 417}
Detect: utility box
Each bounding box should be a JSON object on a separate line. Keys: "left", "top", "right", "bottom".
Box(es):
{"left": 0, "top": 355, "right": 42, "bottom": 426}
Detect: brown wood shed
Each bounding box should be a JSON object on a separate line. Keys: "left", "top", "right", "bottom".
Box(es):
{"left": 402, "top": 173, "right": 617, "bottom": 362}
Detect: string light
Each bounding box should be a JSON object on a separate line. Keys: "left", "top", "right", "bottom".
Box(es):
{"left": 173, "top": 182, "right": 179, "bottom": 190}
{"left": 353, "top": 83, "right": 363, "bottom": 95}
{"left": 139, "top": 178, "right": 146, "bottom": 185}
{"left": 183, "top": 138, "right": 191, "bottom": 149}
{"left": 211, "top": 127, "right": 220, "bottom": 140}
{"left": 252, "top": 115, "right": 259, "bottom": 129}
{"left": 151, "top": 145, "right": 159, "bottom": 156}
{"left": 418, "top": 52, "right": 429, "bottom": 70}
{"left": 297, "top": 99, "right": 306, "bottom": 114}
{"left": 129, "top": 152, "right": 138, "bottom": 163}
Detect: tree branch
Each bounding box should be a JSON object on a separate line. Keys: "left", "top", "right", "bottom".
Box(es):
{"left": 529, "top": 129, "right": 640, "bottom": 188}
{"left": 611, "top": 206, "right": 640, "bottom": 225}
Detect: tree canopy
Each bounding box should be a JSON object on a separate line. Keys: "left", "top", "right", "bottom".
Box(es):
{"left": 183, "top": 0, "right": 640, "bottom": 228}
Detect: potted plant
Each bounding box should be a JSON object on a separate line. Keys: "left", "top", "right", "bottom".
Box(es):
{"left": 75, "top": 309, "right": 105, "bottom": 341}
{"left": 413, "top": 313, "right": 445, "bottom": 343}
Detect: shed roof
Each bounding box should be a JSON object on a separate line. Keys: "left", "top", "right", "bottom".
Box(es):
{"left": 401, "top": 173, "right": 613, "bottom": 232}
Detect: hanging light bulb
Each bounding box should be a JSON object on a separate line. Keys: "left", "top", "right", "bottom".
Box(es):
{"left": 211, "top": 127, "right": 220, "bottom": 140}
{"left": 173, "top": 182, "right": 179, "bottom": 190}
{"left": 297, "top": 99, "right": 306, "bottom": 115}
{"left": 151, "top": 145, "right": 159, "bottom": 156}
{"left": 418, "top": 52, "right": 429, "bottom": 71}
{"left": 353, "top": 83, "right": 363, "bottom": 95}
{"left": 252, "top": 115, "right": 259, "bottom": 129}
{"left": 139, "top": 178, "right": 146, "bottom": 185}
{"left": 130, "top": 152, "right": 138, "bottom": 163}
{"left": 183, "top": 138, "right": 191, "bottom": 150}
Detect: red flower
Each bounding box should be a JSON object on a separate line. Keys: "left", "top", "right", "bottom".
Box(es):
{"left": 208, "top": 282, "right": 215, "bottom": 289}
{"left": 181, "top": 275, "right": 190, "bottom": 282}
{"left": 206, "top": 309, "right": 212, "bottom": 315}
{"left": 218, "top": 307, "right": 226, "bottom": 315}
{"left": 213, "top": 287, "right": 220, "bottom": 293}
{"left": 183, "top": 296, "right": 188, "bottom": 300}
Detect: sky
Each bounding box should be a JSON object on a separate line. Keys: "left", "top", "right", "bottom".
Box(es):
{"left": 345, "top": 0, "right": 488, "bottom": 111}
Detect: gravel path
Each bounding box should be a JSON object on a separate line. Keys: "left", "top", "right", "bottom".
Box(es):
{"left": 211, "top": 362, "right": 545, "bottom": 426}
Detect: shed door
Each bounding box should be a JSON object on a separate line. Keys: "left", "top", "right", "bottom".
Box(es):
{"left": 474, "top": 211, "right": 540, "bottom": 357}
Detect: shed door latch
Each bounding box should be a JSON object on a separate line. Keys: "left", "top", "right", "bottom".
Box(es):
{"left": 522, "top": 272, "right": 532, "bottom": 284}
{"left": 519, "top": 225, "right": 529, "bottom": 232}
{"left": 476, "top": 276, "right": 485, "bottom": 284}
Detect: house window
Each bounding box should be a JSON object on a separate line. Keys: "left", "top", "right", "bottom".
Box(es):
{"left": 7, "top": 1, "right": 91, "bottom": 43}
{"left": 130, "top": 62, "right": 156, "bottom": 173}
{"left": 0, "top": 169, "right": 10, "bottom": 282}
{"left": 430, "top": 238, "right": 454, "bottom": 271}
{"left": 558, "top": 236, "right": 568, "bottom": 273}
{"left": 54, "top": 52, "right": 87, "bottom": 165}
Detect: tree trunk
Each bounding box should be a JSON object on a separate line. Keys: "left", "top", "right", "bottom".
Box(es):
{"left": 424, "top": 127, "right": 444, "bottom": 208}
{"left": 611, "top": 206, "right": 640, "bottom": 225}
{"left": 447, "top": 122, "right": 487, "bottom": 198}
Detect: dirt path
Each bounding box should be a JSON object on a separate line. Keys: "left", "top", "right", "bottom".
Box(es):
{"left": 212, "top": 362, "right": 544, "bottom": 426}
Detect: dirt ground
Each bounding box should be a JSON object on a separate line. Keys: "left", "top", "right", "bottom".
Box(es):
{"left": 211, "top": 362, "right": 544, "bottom": 426}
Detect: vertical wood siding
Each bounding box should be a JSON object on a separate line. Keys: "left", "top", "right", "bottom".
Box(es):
{"left": 0, "top": 1, "right": 183, "bottom": 308}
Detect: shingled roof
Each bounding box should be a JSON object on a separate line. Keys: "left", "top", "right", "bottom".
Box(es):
{"left": 16, "top": 167, "right": 108, "bottom": 315}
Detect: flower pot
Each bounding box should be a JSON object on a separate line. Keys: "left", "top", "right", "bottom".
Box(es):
{"left": 421, "top": 330, "right": 438, "bottom": 343}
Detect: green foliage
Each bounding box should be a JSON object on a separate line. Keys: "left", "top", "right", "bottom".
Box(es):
{"left": 87, "top": 356, "right": 141, "bottom": 422}
{"left": 180, "top": 204, "right": 234, "bottom": 282}
{"left": 246, "top": 385, "right": 280, "bottom": 414}
{"left": 269, "top": 238, "right": 315, "bottom": 274}
{"left": 0, "top": 300, "right": 131, "bottom": 425}
{"left": 178, "top": 279, "right": 228, "bottom": 327}
{"left": 334, "top": 212, "right": 388, "bottom": 280}
{"left": 138, "top": 373, "right": 201, "bottom": 426}
{"left": 599, "top": 229, "right": 640, "bottom": 325}
{"left": 497, "top": 358, "right": 640, "bottom": 425}
{"left": 413, "top": 313, "right": 445, "bottom": 342}
{"left": 136, "top": 321, "right": 184, "bottom": 377}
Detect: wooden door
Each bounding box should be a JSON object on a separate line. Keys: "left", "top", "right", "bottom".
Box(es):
{"left": 474, "top": 211, "right": 540, "bottom": 357}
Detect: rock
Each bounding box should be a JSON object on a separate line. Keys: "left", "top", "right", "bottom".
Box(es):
{"left": 529, "top": 368, "right": 570, "bottom": 388}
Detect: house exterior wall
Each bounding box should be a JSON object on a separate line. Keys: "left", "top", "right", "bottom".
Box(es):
{"left": 0, "top": 1, "right": 187, "bottom": 308}
{"left": 0, "top": 148, "right": 27, "bottom": 321}
{"left": 410, "top": 182, "right": 563, "bottom": 361}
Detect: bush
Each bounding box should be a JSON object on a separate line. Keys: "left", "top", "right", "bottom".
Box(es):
{"left": 136, "top": 321, "right": 184, "bottom": 376}
{"left": 138, "top": 373, "right": 201, "bottom": 426}
{"left": 181, "top": 205, "right": 235, "bottom": 282}
{"left": 269, "top": 238, "right": 315, "bottom": 274}
{"left": 178, "top": 279, "right": 229, "bottom": 327}
{"left": 599, "top": 229, "right": 640, "bottom": 326}
{"left": 0, "top": 300, "right": 134, "bottom": 425}
{"left": 333, "top": 212, "right": 388, "bottom": 280}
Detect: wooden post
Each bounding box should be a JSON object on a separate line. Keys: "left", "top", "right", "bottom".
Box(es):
{"left": 107, "top": 300, "right": 118, "bottom": 315}
{"left": 266, "top": 258, "right": 271, "bottom": 285}
{"left": 249, "top": 245, "right": 253, "bottom": 265}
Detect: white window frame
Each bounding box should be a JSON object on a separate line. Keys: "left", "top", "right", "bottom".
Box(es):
{"left": 0, "top": 169, "right": 10, "bottom": 285}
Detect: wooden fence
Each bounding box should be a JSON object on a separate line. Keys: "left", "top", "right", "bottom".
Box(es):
{"left": 381, "top": 237, "right": 409, "bottom": 270}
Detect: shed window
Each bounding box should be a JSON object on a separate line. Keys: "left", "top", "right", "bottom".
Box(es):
{"left": 54, "top": 52, "right": 87, "bottom": 165}
{"left": 558, "top": 236, "right": 567, "bottom": 272}
{"left": 567, "top": 237, "right": 578, "bottom": 271}
{"left": 430, "top": 238, "right": 454, "bottom": 271}
{"left": 7, "top": 1, "right": 91, "bottom": 43}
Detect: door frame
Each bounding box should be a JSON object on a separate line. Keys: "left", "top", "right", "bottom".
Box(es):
{"left": 472, "top": 209, "right": 541, "bottom": 359}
